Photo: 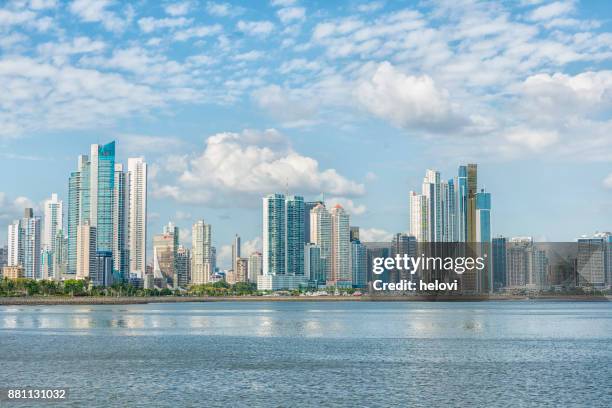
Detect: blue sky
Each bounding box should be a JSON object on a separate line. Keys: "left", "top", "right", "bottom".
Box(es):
{"left": 0, "top": 0, "right": 611, "bottom": 266}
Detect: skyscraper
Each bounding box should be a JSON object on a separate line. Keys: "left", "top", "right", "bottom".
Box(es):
{"left": 456, "top": 165, "right": 468, "bottom": 242}
{"left": 467, "top": 163, "right": 478, "bottom": 242}
{"left": 260, "top": 193, "right": 306, "bottom": 290}
{"left": 422, "top": 169, "right": 442, "bottom": 242}
{"left": 191, "top": 220, "right": 213, "bottom": 284}
{"left": 329, "top": 204, "right": 350, "bottom": 287}
{"left": 176, "top": 245, "right": 191, "bottom": 288}
{"left": 7, "top": 219, "right": 23, "bottom": 267}
{"left": 153, "top": 223, "right": 178, "bottom": 287}
{"left": 262, "top": 194, "right": 286, "bottom": 276}
{"left": 76, "top": 223, "right": 97, "bottom": 281}
{"left": 285, "top": 195, "right": 305, "bottom": 276}
{"left": 248, "top": 252, "right": 262, "bottom": 284}
{"left": 43, "top": 193, "right": 63, "bottom": 252}
{"left": 67, "top": 154, "right": 89, "bottom": 275}
{"left": 127, "top": 157, "right": 147, "bottom": 275}
{"left": 577, "top": 235, "right": 609, "bottom": 289}
{"left": 409, "top": 191, "right": 428, "bottom": 242}
{"left": 304, "top": 243, "right": 322, "bottom": 284}
{"left": 475, "top": 190, "right": 491, "bottom": 242}
{"left": 310, "top": 203, "right": 331, "bottom": 282}
{"left": 113, "top": 164, "right": 128, "bottom": 280}
{"left": 351, "top": 239, "right": 367, "bottom": 288}
{"left": 22, "top": 209, "right": 41, "bottom": 280}
{"left": 0, "top": 245, "right": 7, "bottom": 268}
{"left": 232, "top": 234, "right": 241, "bottom": 273}
{"left": 89, "top": 142, "right": 115, "bottom": 253}
{"left": 492, "top": 236, "right": 507, "bottom": 290}
{"left": 304, "top": 200, "right": 323, "bottom": 243}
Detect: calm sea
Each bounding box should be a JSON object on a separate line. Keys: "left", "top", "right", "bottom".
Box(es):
{"left": 1, "top": 301, "right": 611, "bottom": 407}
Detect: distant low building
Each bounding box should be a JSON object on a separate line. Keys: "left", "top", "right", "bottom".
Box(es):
{"left": 3, "top": 265, "right": 25, "bottom": 280}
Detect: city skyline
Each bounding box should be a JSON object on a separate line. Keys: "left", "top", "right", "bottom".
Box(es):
{"left": 1, "top": 1, "right": 611, "bottom": 252}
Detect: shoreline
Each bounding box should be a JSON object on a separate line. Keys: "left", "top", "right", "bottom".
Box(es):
{"left": 0, "top": 295, "right": 610, "bottom": 306}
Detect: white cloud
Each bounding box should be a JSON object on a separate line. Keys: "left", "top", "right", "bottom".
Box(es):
{"left": 232, "top": 50, "right": 264, "bottom": 62}
{"left": 504, "top": 128, "right": 559, "bottom": 152}
{"left": 138, "top": 16, "right": 191, "bottom": 33}
{"left": 603, "top": 174, "right": 612, "bottom": 189}
{"left": 359, "top": 228, "right": 392, "bottom": 242}
{"left": 357, "top": 2, "right": 384, "bottom": 13}
{"left": 236, "top": 20, "right": 274, "bottom": 37}
{"left": 173, "top": 24, "right": 223, "bottom": 41}
{"left": 355, "top": 62, "right": 467, "bottom": 132}
{"left": 206, "top": 2, "right": 243, "bottom": 17}
{"left": 529, "top": 1, "right": 575, "bottom": 21}
{"left": 0, "top": 193, "right": 37, "bottom": 244}
{"left": 327, "top": 197, "right": 367, "bottom": 215}
{"left": 165, "top": 2, "right": 190, "bottom": 16}
{"left": 277, "top": 7, "right": 305, "bottom": 24}
{"left": 69, "top": 0, "right": 132, "bottom": 32}
{"left": 153, "top": 129, "right": 365, "bottom": 206}
{"left": 0, "top": 8, "right": 36, "bottom": 28}
{"left": 29, "top": 0, "right": 58, "bottom": 10}
{"left": 242, "top": 237, "right": 262, "bottom": 256}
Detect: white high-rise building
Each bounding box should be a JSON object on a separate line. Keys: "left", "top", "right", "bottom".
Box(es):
{"left": 409, "top": 191, "right": 428, "bottom": 242}
{"left": 76, "top": 223, "right": 97, "bottom": 281}
{"left": 43, "top": 193, "right": 63, "bottom": 252}
{"left": 7, "top": 220, "right": 22, "bottom": 267}
{"left": 310, "top": 203, "right": 331, "bottom": 283}
{"left": 330, "top": 204, "right": 351, "bottom": 287}
{"left": 127, "top": 157, "right": 147, "bottom": 275}
{"left": 248, "top": 252, "right": 262, "bottom": 284}
{"left": 191, "top": 220, "right": 213, "bottom": 284}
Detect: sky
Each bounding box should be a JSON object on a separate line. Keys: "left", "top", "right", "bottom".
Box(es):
{"left": 0, "top": 0, "right": 611, "bottom": 267}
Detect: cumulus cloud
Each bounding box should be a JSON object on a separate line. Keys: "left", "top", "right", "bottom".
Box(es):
{"left": 0, "top": 193, "right": 37, "bottom": 244}
{"left": 327, "top": 197, "right": 367, "bottom": 215}
{"left": 277, "top": 7, "right": 305, "bottom": 24}
{"left": 153, "top": 129, "right": 365, "bottom": 206}
{"left": 165, "top": 2, "right": 190, "bottom": 16}
{"left": 528, "top": 1, "right": 575, "bottom": 21}
{"left": 236, "top": 20, "right": 274, "bottom": 37}
{"left": 69, "top": 0, "right": 133, "bottom": 32}
{"left": 206, "top": 2, "right": 243, "bottom": 17}
{"left": 355, "top": 62, "right": 468, "bottom": 132}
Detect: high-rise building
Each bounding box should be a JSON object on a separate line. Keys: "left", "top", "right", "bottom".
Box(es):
{"left": 0, "top": 245, "right": 7, "bottom": 268}
{"left": 285, "top": 195, "right": 305, "bottom": 276}
{"left": 7, "top": 219, "right": 23, "bottom": 267}
{"left": 260, "top": 193, "right": 306, "bottom": 290}
{"left": 89, "top": 142, "right": 115, "bottom": 253}
{"left": 422, "top": 169, "right": 442, "bottom": 242}
{"left": 127, "top": 157, "right": 147, "bottom": 275}
{"left": 22, "top": 209, "right": 41, "bottom": 280}
{"left": 391, "top": 233, "right": 417, "bottom": 282}
{"left": 232, "top": 234, "right": 241, "bottom": 273}
{"left": 43, "top": 193, "right": 63, "bottom": 252}
{"left": 248, "top": 252, "right": 262, "bottom": 284}
{"left": 76, "top": 223, "right": 97, "bottom": 281}
{"left": 112, "top": 164, "right": 128, "bottom": 280}
{"left": 153, "top": 223, "right": 178, "bottom": 287}
{"left": 467, "top": 163, "right": 478, "bottom": 242}
{"left": 236, "top": 257, "right": 249, "bottom": 283}
{"left": 577, "top": 235, "right": 610, "bottom": 289}
{"left": 329, "top": 204, "right": 351, "bottom": 287}
{"left": 304, "top": 200, "right": 323, "bottom": 243}
{"left": 53, "top": 230, "right": 67, "bottom": 280}
{"left": 191, "top": 220, "right": 213, "bottom": 284}
{"left": 409, "top": 191, "right": 428, "bottom": 242}
{"left": 310, "top": 203, "right": 331, "bottom": 282}
{"left": 475, "top": 190, "right": 491, "bottom": 242}
{"left": 67, "top": 154, "right": 89, "bottom": 275}
{"left": 95, "top": 251, "right": 113, "bottom": 287}
{"left": 351, "top": 239, "right": 367, "bottom": 289}
{"left": 456, "top": 165, "right": 468, "bottom": 242}
{"left": 492, "top": 236, "right": 507, "bottom": 290}
{"left": 176, "top": 245, "right": 191, "bottom": 288}
{"left": 304, "top": 243, "right": 322, "bottom": 284}
{"left": 350, "top": 226, "right": 360, "bottom": 242}
{"left": 262, "top": 194, "right": 286, "bottom": 276}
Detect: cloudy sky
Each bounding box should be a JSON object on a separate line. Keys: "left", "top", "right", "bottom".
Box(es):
{"left": 0, "top": 0, "right": 611, "bottom": 265}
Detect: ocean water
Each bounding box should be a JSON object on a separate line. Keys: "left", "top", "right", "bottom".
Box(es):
{"left": 0, "top": 301, "right": 611, "bottom": 407}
